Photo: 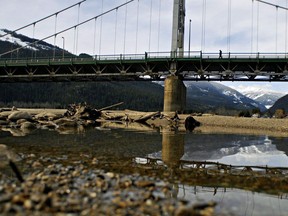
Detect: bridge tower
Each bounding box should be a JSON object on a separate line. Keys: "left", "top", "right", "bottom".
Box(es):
{"left": 163, "top": 0, "right": 186, "bottom": 113}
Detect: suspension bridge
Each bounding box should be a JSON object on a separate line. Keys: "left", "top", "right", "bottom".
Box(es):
{"left": 0, "top": 0, "right": 288, "bottom": 112}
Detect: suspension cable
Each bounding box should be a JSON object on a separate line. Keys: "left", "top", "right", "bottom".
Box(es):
{"left": 275, "top": 5, "right": 278, "bottom": 53}
{"left": 251, "top": 0, "right": 254, "bottom": 53}
{"left": 75, "top": 3, "right": 81, "bottom": 55}
{"left": 286, "top": 0, "right": 288, "bottom": 53}
{"left": 227, "top": 0, "right": 232, "bottom": 52}
{"left": 149, "top": 0, "right": 153, "bottom": 52}
{"left": 99, "top": 0, "right": 104, "bottom": 55}
{"left": 123, "top": 0, "right": 128, "bottom": 54}
{"left": 0, "top": 0, "right": 135, "bottom": 57}
{"left": 135, "top": 0, "right": 140, "bottom": 53}
{"left": 256, "top": 0, "right": 259, "bottom": 52}
{"left": 201, "top": 0, "right": 207, "bottom": 51}
{"left": 114, "top": 8, "right": 118, "bottom": 54}
{"left": 53, "top": 14, "right": 58, "bottom": 58}
{"left": 93, "top": 18, "right": 97, "bottom": 55}
{"left": 157, "top": 0, "right": 162, "bottom": 53}
{"left": 0, "top": 0, "right": 86, "bottom": 39}
{"left": 32, "top": 23, "right": 36, "bottom": 58}
{"left": 256, "top": 0, "right": 288, "bottom": 10}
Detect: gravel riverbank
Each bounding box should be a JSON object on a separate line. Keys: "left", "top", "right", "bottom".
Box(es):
{"left": 0, "top": 155, "right": 216, "bottom": 216}
{"left": 1, "top": 108, "right": 287, "bottom": 215}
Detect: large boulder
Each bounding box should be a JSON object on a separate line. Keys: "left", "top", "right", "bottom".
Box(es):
{"left": 185, "top": 116, "right": 201, "bottom": 132}
{"left": 8, "top": 111, "right": 32, "bottom": 122}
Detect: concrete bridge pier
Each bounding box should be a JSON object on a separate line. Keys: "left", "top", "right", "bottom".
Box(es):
{"left": 163, "top": 76, "right": 186, "bottom": 113}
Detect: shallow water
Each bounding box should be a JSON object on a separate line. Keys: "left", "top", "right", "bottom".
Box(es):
{"left": 1, "top": 126, "right": 288, "bottom": 215}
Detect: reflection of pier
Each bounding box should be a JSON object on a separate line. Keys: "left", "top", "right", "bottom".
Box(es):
{"left": 161, "top": 129, "right": 184, "bottom": 168}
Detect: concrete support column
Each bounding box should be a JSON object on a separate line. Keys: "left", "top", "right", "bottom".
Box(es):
{"left": 163, "top": 76, "right": 186, "bottom": 113}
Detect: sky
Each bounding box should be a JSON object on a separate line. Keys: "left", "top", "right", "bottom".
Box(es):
{"left": 1, "top": 0, "right": 288, "bottom": 93}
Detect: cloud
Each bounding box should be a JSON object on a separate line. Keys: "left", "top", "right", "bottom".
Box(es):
{"left": 2, "top": 0, "right": 288, "bottom": 54}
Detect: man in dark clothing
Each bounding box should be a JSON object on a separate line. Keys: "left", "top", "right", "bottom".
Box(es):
{"left": 219, "top": 50, "right": 222, "bottom": 58}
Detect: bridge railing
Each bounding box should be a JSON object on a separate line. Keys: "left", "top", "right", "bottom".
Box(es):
{"left": 1, "top": 51, "right": 288, "bottom": 65}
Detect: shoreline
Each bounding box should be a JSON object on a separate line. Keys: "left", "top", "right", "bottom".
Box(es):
{"left": 1, "top": 108, "right": 288, "bottom": 137}
{"left": 190, "top": 115, "right": 288, "bottom": 137}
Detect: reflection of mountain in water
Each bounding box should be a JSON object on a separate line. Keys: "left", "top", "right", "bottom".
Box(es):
{"left": 182, "top": 134, "right": 287, "bottom": 163}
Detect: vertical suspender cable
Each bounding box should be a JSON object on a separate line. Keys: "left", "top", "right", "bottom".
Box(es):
{"left": 123, "top": 0, "right": 128, "bottom": 54}
{"left": 32, "top": 23, "right": 36, "bottom": 58}
{"left": 201, "top": 0, "right": 207, "bottom": 51}
{"left": 99, "top": 0, "right": 104, "bottom": 55}
{"left": 227, "top": 0, "right": 231, "bottom": 52}
{"left": 0, "top": 0, "right": 87, "bottom": 39}
{"left": 93, "top": 18, "right": 97, "bottom": 55}
{"left": 75, "top": 3, "right": 81, "bottom": 55}
{"left": 251, "top": 0, "right": 254, "bottom": 53}
{"left": 73, "top": 27, "right": 77, "bottom": 54}
{"left": 53, "top": 14, "right": 58, "bottom": 58}
{"left": 149, "top": 0, "right": 153, "bottom": 52}
{"left": 285, "top": 0, "right": 288, "bottom": 54}
{"left": 73, "top": 3, "right": 81, "bottom": 55}
{"left": 275, "top": 6, "right": 278, "bottom": 53}
{"left": 256, "top": 0, "right": 259, "bottom": 52}
{"left": 157, "top": 0, "right": 162, "bottom": 53}
{"left": 114, "top": 8, "right": 118, "bottom": 54}
{"left": 135, "top": 0, "right": 140, "bottom": 53}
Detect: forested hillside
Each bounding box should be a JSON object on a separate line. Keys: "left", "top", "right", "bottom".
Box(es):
{"left": 269, "top": 94, "right": 288, "bottom": 114}
{"left": 0, "top": 82, "right": 164, "bottom": 111}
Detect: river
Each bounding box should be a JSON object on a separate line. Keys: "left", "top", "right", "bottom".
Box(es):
{"left": 1, "top": 125, "right": 288, "bottom": 215}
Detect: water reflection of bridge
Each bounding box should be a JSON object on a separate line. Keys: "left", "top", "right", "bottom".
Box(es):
{"left": 90, "top": 129, "right": 288, "bottom": 195}
{"left": 2, "top": 124, "right": 288, "bottom": 194}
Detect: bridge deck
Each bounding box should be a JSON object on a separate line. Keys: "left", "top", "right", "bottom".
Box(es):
{"left": 0, "top": 52, "right": 288, "bottom": 82}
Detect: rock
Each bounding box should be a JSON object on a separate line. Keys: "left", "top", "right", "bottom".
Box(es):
{"left": 54, "top": 118, "right": 78, "bottom": 127}
{"left": 38, "top": 121, "right": 57, "bottom": 130}
{"left": 185, "top": 116, "right": 201, "bottom": 132}
{"left": 20, "top": 122, "right": 37, "bottom": 130}
{"left": 16, "top": 119, "right": 28, "bottom": 125}
{"left": 8, "top": 112, "right": 32, "bottom": 122}
{"left": 35, "top": 112, "right": 59, "bottom": 121}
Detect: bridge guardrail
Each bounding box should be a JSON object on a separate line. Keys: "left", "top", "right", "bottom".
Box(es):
{"left": 1, "top": 51, "right": 288, "bottom": 65}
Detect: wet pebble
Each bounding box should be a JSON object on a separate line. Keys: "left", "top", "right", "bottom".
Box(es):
{"left": 0, "top": 156, "right": 216, "bottom": 215}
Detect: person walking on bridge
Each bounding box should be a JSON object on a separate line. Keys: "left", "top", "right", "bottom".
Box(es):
{"left": 219, "top": 50, "right": 223, "bottom": 59}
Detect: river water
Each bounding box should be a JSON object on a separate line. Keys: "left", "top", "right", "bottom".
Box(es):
{"left": 1, "top": 125, "right": 288, "bottom": 215}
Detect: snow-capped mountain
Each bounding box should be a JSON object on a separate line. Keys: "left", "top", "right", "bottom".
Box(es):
{"left": 0, "top": 29, "right": 67, "bottom": 58}
{"left": 185, "top": 82, "right": 267, "bottom": 114}
{"left": 233, "top": 86, "right": 286, "bottom": 109}
{"left": 0, "top": 29, "right": 38, "bottom": 50}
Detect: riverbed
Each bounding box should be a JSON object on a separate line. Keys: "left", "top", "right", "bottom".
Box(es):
{"left": 1, "top": 123, "right": 288, "bottom": 215}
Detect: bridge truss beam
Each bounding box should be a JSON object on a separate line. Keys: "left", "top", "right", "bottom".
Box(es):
{"left": 0, "top": 52, "right": 288, "bottom": 82}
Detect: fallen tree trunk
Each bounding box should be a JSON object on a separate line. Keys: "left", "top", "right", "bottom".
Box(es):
{"left": 98, "top": 102, "right": 124, "bottom": 112}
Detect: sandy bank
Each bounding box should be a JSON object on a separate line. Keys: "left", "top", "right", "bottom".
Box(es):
{"left": 2, "top": 108, "right": 288, "bottom": 137}
{"left": 189, "top": 115, "right": 288, "bottom": 137}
